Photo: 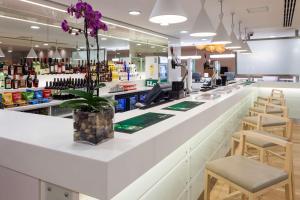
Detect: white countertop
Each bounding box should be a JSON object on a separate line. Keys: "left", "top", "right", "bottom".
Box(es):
{"left": 0, "top": 83, "right": 251, "bottom": 200}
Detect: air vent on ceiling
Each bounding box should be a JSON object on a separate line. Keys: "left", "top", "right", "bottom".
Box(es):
{"left": 284, "top": 0, "right": 297, "bottom": 27}
{"left": 247, "top": 6, "right": 269, "bottom": 14}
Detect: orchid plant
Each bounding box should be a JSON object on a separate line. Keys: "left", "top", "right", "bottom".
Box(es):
{"left": 60, "top": 1, "right": 114, "bottom": 113}
{"left": 61, "top": 0, "right": 108, "bottom": 94}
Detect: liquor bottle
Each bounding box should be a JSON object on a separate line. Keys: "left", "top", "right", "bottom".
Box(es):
{"left": 0, "top": 71, "right": 4, "bottom": 89}
{"left": 9, "top": 65, "right": 14, "bottom": 76}
{"left": 61, "top": 58, "right": 66, "bottom": 73}
{"left": 4, "top": 74, "right": 12, "bottom": 89}
{"left": 19, "top": 76, "right": 27, "bottom": 88}
{"left": 23, "top": 60, "right": 29, "bottom": 75}
{"left": 26, "top": 74, "right": 33, "bottom": 88}
{"left": 12, "top": 75, "right": 19, "bottom": 89}
{"left": 54, "top": 59, "right": 58, "bottom": 74}
{"left": 33, "top": 73, "right": 39, "bottom": 88}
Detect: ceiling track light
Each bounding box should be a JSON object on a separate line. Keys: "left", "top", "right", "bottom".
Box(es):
{"left": 149, "top": 0, "right": 187, "bottom": 25}
{"left": 190, "top": 0, "right": 216, "bottom": 37}
{"left": 212, "top": 0, "right": 232, "bottom": 45}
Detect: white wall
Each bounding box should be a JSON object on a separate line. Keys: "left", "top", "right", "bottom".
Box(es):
{"left": 237, "top": 38, "right": 300, "bottom": 76}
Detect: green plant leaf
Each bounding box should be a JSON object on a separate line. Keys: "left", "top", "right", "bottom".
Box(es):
{"left": 60, "top": 99, "right": 89, "bottom": 109}
{"left": 94, "top": 83, "right": 106, "bottom": 90}
{"left": 61, "top": 90, "right": 93, "bottom": 101}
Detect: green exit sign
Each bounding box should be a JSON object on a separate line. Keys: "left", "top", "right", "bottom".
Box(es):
{"left": 145, "top": 79, "right": 158, "bottom": 87}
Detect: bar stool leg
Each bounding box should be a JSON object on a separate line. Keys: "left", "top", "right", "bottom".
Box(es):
{"left": 204, "top": 170, "right": 211, "bottom": 200}
{"left": 259, "top": 149, "right": 265, "bottom": 162}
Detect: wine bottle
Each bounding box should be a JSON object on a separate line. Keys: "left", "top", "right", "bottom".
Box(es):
{"left": 26, "top": 74, "right": 33, "bottom": 88}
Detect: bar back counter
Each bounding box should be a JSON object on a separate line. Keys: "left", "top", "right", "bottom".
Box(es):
{"left": 0, "top": 82, "right": 299, "bottom": 200}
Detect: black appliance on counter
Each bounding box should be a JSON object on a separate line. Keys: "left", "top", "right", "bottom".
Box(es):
{"left": 139, "top": 83, "right": 172, "bottom": 109}
{"left": 170, "top": 81, "right": 185, "bottom": 99}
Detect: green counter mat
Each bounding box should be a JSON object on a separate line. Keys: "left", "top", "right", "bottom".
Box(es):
{"left": 163, "top": 101, "right": 205, "bottom": 111}
{"left": 114, "top": 112, "right": 174, "bottom": 134}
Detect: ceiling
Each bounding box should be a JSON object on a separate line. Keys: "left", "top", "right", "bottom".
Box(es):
{"left": 0, "top": 0, "right": 299, "bottom": 51}
{"left": 49, "top": 0, "right": 300, "bottom": 38}
{"left": 0, "top": 0, "right": 169, "bottom": 54}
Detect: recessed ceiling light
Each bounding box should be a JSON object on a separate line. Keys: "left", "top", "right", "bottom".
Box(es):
{"left": 129, "top": 11, "right": 141, "bottom": 16}
{"left": 8, "top": 50, "right": 13, "bottom": 53}
{"left": 71, "top": 32, "right": 76, "bottom": 35}
{"left": 101, "top": 37, "right": 107, "bottom": 41}
{"left": 34, "top": 45, "right": 39, "bottom": 48}
{"left": 180, "top": 30, "right": 188, "bottom": 34}
{"left": 30, "top": 25, "right": 40, "bottom": 29}
{"left": 136, "top": 43, "right": 142, "bottom": 46}
{"left": 201, "top": 38, "right": 208, "bottom": 41}
{"left": 43, "top": 43, "right": 48, "bottom": 46}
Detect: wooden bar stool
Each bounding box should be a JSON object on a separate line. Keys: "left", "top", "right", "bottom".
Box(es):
{"left": 231, "top": 130, "right": 290, "bottom": 162}
{"left": 205, "top": 131, "right": 294, "bottom": 200}
{"left": 241, "top": 113, "right": 292, "bottom": 138}
{"left": 249, "top": 103, "right": 288, "bottom": 117}
{"left": 271, "top": 89, "right": 284, "bottom": 98}
{"left": 256, "top": 96, "right": 286, "bottom": 106}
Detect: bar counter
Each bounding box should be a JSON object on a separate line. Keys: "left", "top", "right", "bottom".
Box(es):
{"left": 0, "top": 82, "right": 298, "bottom": 200}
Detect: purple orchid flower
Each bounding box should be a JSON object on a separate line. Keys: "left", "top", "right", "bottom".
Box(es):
{"left": 61, "top": 20, "right": 70, "bottom": 32}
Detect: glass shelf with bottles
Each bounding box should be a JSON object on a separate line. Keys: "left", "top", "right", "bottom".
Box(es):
{"left": 109, "top": 61, "right": 139, "bottom": 82}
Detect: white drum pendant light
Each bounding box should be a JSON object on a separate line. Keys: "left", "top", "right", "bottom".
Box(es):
{"left": 149, "top": 0, "right": 187, "bottom": 26}
{"left": 190, "top": 0, "right": 216, "bottom": 37}
{"left": 0, "top": 47, "right": 5, "bottom": 57}
{"left": 212, "top": 0, "right": 231, "bottom": 44}
{"left": 226, "top": 13, "right": 241, "bottom": 49}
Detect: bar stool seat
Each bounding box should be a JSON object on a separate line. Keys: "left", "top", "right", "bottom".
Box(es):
{"left": 243, "top": 116, "right": 286, "bottom": 127}
{"left": 206, "top": 155, "right": 288, "bottom": 193}
{"left": 232, "top": 130, "right": 288, "bottom": 148}
{"left": 250, "top": 106, "right": 282, "bottom": 114}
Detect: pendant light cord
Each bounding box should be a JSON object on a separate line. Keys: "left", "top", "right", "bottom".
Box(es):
{"left": 231, "top": 12, "right": 235, "bottom": 30}
{"left": 238, "top": 21, "right": 242, "bottom": 39}
{"left": 244, "top": 27, "right": 248, "bottom": 41}
{"left": 219, "top": 0, "right": 224, "bottom": 20}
